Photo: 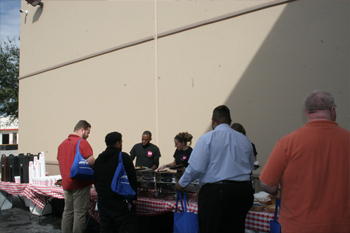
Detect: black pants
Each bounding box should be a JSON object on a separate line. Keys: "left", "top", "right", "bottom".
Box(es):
{"left": 198, "top": 181, "right": 253, "bottom": 233}
{"left": 98, "top": 199, "right": 138, "bottom": 233}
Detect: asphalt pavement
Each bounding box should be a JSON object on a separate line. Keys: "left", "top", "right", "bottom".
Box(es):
{"left": 0, "top": 196, "right": 100, "bottom": 233}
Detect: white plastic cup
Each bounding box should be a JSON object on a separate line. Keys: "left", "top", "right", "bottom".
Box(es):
{"left": 47, "top": 178, "right": 51, "bottom": 186}
{"left": 15, "top": 176, "right": 21, "bottom": 184}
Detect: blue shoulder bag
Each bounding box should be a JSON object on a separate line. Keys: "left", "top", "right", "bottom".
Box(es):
{"left": 110, "top": 152, "right": 136, "bottom": 199}
{"left": 69, "top": 139, "right": 94, "bottom": 179}
{"left": 174, "top": 191, "right": 199, "bottom": 233}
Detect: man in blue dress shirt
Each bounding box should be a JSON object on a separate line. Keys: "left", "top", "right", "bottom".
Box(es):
{"left": 176, "top": 105, "right": 254, "bottom": 233}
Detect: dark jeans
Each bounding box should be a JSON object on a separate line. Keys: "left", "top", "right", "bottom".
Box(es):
{"left": 198, "top": 181, "right": 254, "bottom": 233}
{"left": 98, "top": 199, "right": 138, "bottom": 233}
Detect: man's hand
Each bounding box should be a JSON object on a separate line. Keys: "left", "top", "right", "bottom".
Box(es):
{"left": 176, "top": 182, "right": 184, "bottom": 193}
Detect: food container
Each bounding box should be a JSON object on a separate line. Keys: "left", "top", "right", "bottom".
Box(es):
{"left": 250, "top": 202, "right": 265, "bottom": 212}
{"left": 137, "top": 170, "right": 157, "bottom": 189}
{"left": 158, "top": 183, "right": 176, "bottom": 193}
{"left": 254, "top": 191, "right": 272, "bottom": 206}
{"left": 269, "top": 195, "right": 277, "bottom": 205}
{"left": 265, "top": 204, "right": 279, "bottom": 213}
{"left": 139, "top": 170, "right": 156, "bottom": 182}
{"left": 156, "top": 171, "right": 183, "bottom": 193}
{"left": 185, "top": 179, "right": 200, "bottom": 192}
{"left": 259, "top": 200, "right": 272, "bottom": 206}
{"left": 159, "top": 172, "right": 177, "bottom": 183}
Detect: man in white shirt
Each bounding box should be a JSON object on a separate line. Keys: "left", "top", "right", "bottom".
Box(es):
{"left": 176, "top": 105, "right": 254, "bottom": 233}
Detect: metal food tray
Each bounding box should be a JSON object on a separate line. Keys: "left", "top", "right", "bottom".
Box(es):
{"left": 185, "top": 179, "right": 200, "bottom": 192}
{"left": 137, "top": 170, "right": 157, "bottom": 189}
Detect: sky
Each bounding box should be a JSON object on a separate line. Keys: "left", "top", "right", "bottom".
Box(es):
{"left": 0, "top": 0, "right": 21, "bottom": 46}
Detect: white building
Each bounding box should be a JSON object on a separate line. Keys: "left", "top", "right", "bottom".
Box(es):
{"left": 0, "top": 117, "right": 18, "bottom": 156}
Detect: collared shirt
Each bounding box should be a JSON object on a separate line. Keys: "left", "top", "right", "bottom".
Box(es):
{"left": 260, "top": 120, "right": 350, "bottom": 232}
{"left": 179, "top": 124, "right": 254, "bottom": 187}
{"left": 57, "top": 134, "right": 94, "bottom": 190}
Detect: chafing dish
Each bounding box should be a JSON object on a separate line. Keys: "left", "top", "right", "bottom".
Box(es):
{"left": 138, "top": 170, "right": 156, "bottom": 182}
{"left": 137, "top": 170, "right": 157, "bottom": 189}
{"left": 185, "top": 179, "right": 200, "bottom": 192}
{"left": 156, "top": 170, "right": 183, "bottom": 182}
{"left": 155, "top": 170, "right": 184, "bottom": 193}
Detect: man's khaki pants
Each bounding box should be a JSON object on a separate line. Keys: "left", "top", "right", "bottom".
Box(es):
{"left": 62, "top": 186, "right": 90, "bottom": 233}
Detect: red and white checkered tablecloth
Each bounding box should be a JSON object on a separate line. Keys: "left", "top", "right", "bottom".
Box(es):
{"left": 4, "top": 183, "right": 277, "bottom": 232}
{"left": 137, "top": 195, "right": 198, "bottom": 216}
{"left": 0, "top": 181, "right": 28, "bottom": 195}
{"left": 245, "top": 210, "right": 279, "bottom": 232}
{"left": 88, "top": 190, "right": 99, "bottom": 222}
{"left": 89, "top": 192, "right": 198, "bottom": 223}
{"left": 22, "top": 184, "right": 99, "bottom": 220}
{"left": 23, "top": 184, "right": 65, "bottom": 209}
{"left": 23, "top": 184, "right": 98, "bottom": 218}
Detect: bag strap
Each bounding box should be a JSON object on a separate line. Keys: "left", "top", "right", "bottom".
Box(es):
{"left": 274, "top": 199, "right": 280, "bottom": 221}
{"left": 182, "top": 191, "right": 188, "bottom": 213}
{"left": 76, "top": 139, "right": 82, "bottom": 154}
{"left": 175, "top": 191, "right": 188, "bottom": 213}
{"left": 118, "top": 151, "right": 123, "bottom": 164}
{"left": 175, "top": 191, "right": 185, "bottom": 213}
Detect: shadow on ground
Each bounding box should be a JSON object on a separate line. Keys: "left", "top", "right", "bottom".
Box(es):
{"left": 0, "top": 196, "right": 261, "bottom": 233}
{"left": 0, "top": 196, "right": 99, "bottom": 233}
{"left": 0, "top": 196, "right": 173, "bottom": 233}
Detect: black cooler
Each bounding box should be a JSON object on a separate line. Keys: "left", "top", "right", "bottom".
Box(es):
{"left": 18, "top": 153, "right": 34, "bottom": 183}
{"left": 8, "top": 154, "right": 19, "bottom": 182}
{"left": 1, "top": 154, "right": 9, "bottom": 181}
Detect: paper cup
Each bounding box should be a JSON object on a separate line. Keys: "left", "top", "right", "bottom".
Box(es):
{"left": 15, "top": 176, "right": 21, "bottom": 184}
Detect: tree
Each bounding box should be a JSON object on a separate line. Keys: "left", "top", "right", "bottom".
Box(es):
{"left": 0, "top": 38, "right": 19, "bottom": 120}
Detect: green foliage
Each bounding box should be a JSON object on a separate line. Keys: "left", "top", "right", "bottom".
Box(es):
{"left": 0, "top": 38, "right": 19, "bottom": 120}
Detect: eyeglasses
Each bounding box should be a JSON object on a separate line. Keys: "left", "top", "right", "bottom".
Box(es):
{"left": 329, "top": 105, "right": 337, "bottom": 110}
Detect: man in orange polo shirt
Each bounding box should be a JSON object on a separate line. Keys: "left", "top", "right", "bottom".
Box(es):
{"left": 260, "top": 90, "right": 350, "bottom": 233}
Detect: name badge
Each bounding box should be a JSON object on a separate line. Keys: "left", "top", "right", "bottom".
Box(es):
{"left": 147, "top": 151, "right": 153, "bottom": 157}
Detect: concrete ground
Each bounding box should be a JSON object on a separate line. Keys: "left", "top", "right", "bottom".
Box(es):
{"left": 0, "top": 196, "right": 99, "bottom": 233}
{"left": 0, "top": 196, "right": 62, "bottom": 232}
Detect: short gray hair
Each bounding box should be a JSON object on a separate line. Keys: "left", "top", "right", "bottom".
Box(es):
{"left": 304, "top": 90, "right": 335, "bottom": 112}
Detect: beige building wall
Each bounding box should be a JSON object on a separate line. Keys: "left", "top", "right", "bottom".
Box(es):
{"left": 19, "top": 0, "right": 349, "bottom": 175}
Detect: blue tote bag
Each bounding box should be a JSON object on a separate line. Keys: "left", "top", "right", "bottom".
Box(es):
{"left": 110, "top": 152, "right": 136, "bottom": 199}
{"left": 69, "top": 139, "right": 94, "bottom": 179}
{"left": 174, "top": 191, "right": 199, "bottom": 233}
{"left": 270, "top": 199, "right": 281, "bottom": 233}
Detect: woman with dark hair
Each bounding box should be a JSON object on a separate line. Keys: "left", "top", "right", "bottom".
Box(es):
{"left": 231, "top": 123, "right": 259, "bottom": 168}
{"left": 156, "top": 132, "right": 193, "bottom": 171}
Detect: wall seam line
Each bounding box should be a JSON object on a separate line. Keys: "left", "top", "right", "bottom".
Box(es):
{"left": 18, "top": 0, "right": 295, "bottom": 80}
